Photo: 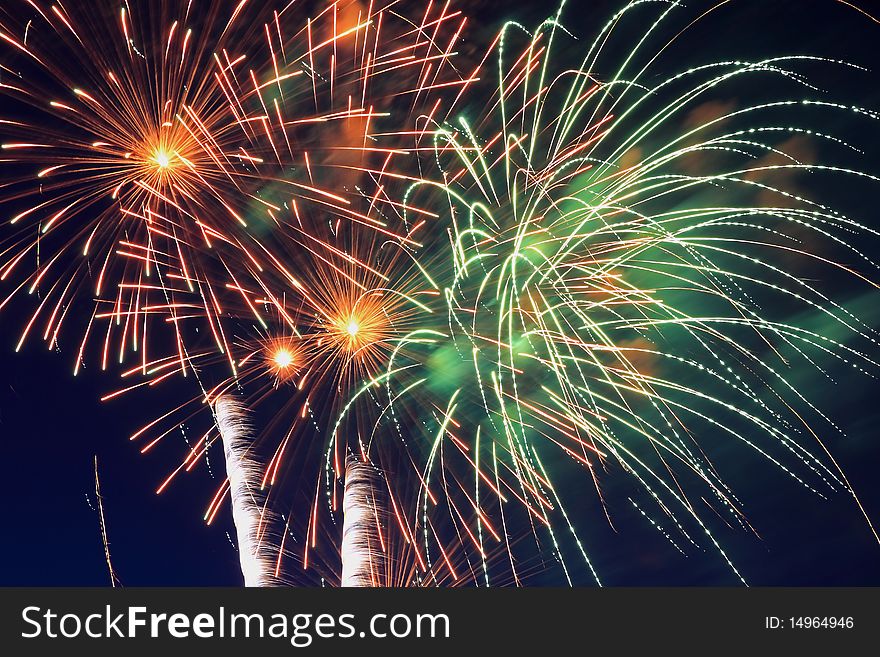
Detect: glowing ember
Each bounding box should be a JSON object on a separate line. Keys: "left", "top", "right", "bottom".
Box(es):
{"left": 272, "top": 347, "right": 295, "bottom": 370}
{"left": 151, "top": 147, "right": 172, "bottom": 169}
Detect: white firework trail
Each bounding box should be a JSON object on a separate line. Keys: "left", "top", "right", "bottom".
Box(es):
{"left": 214, "top": 395, "right": 276, "bottom": 587}
{"left": 340, "top": 459, "right": 387, "bottom": 587}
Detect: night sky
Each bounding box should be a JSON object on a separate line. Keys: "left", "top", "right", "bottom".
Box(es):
{"left": 2, "top": 0, "right": 880, "bottom": 586}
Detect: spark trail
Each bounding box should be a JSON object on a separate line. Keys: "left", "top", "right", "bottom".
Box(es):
{"left": 215, "top": 395, "right": 276, "bottom": 587}
{"left": 340, "top": 458, "right": 387, "bottom": 587}
{"left": 334, "top": 0, "right": 880, "bottom": 585}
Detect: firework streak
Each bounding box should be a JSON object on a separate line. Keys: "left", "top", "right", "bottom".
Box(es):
{"left": 215, "top": 395, "right": 277, "bottom": 587}
{"left": 333, "top": 0, "right": 880, "bottom": 584}
{"left": 1, "top": 0, "right": 476, "bottom": 585}
{"left": 1, "top": 0, "right": 879, "bottom": 586}
{"left": 340, "top": 458, "right": 387, "bottom": 587}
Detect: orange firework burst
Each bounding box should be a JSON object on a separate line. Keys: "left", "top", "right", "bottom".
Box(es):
{"left": 34, "top": 0, "right": 481, "bottom": 585}
{"left": 250, "top": 333, "right": 307, "bottom": 388}
{"left": 323, "top": 298, "right": 388, "bottom": 366}
{"left": 0, "top": 0, "right": 474, "bottom": 381}
{"left": 308, "top": 275, "right": 415, "bottom": 383}
{"left": 268, "top": 344, "right": 298, "bottom": 377}
{"left": 0, "top": 0, "right": 277, "bottom": 376}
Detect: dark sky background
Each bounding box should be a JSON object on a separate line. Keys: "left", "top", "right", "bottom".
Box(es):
{"left": 2, "top": 0, "right": 880, "bottom": 586}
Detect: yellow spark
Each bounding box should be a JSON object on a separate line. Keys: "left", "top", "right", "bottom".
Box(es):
{"left": 151, "top": 147, "right": 173, "bottom": 169}
{"left": 273, "top": 347, "right": 295, "bottom": 369}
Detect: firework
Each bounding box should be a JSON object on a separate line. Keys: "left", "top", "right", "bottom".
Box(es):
{"left": 340, "top": 458, "right": 387, "bottom": 587}
{"left": 0, "top": 0, "right": 471, "bottom": 378}
{"left": 332, "top": 0, "right": 880, "bottom": 585}
{"left": 93, "top": 456, "right": 120, "bottom": 587}
{"left": 215, "top": 394, "right": 277, "bottom": 587}
{"left": 53, "top": 0, "right": 479, "bottom": 584}
{"left": 3, "top": 0, "right": 877, "bottom": 588}
{"left": 1, "top": 0, "right": 257, "bottom": 370}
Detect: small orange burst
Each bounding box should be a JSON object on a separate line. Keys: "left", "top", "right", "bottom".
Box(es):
{"left": 151, "top": 147, "right": 173, "bottom": 170}
{"left": 326, "top": 300, "right": 389, "bottom": 359}
{"left": 140, "top": 132, "right": 187, "bottom": 183}
{"left": 263, "top": 340, "right": 304, "bottom": 386}
{"left": 133, "top": 121, "right": 202, "bottom": 192}
{"left": 302, "top": 263, "right": 424, "bottom": 386}
{"left": 273, "top": 347, "right": 295, "bottom": 369}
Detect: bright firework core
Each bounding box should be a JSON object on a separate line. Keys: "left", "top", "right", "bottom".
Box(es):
{"left": 151, "top": 147, "right": 173, "bottom": 170}
{"left": 273, "top": 347, "right": 295, "bottom": 370}
{"left": 263, "top": 342, "right": 302, "bottom": 387}
{"left": 336, "top": 314, "right": 367, "bottom": 349}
